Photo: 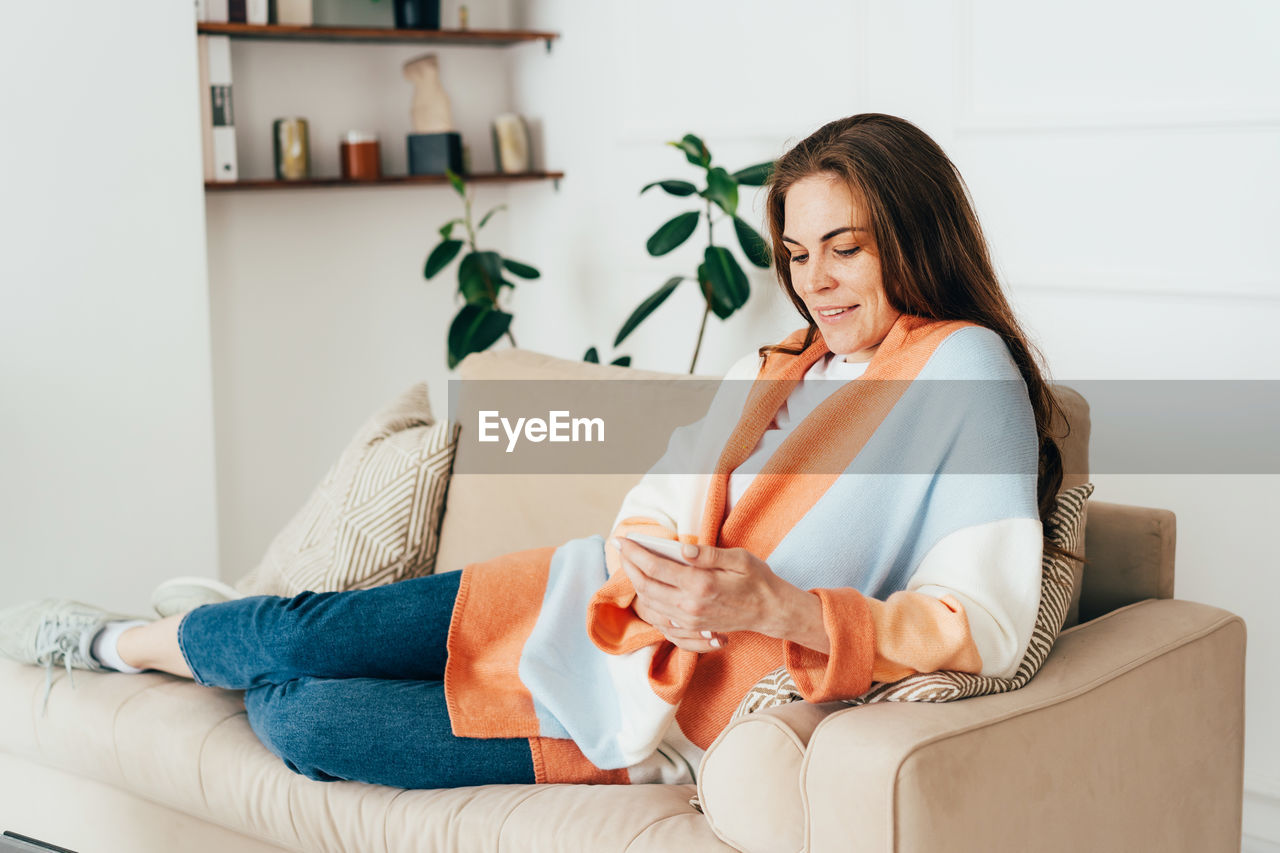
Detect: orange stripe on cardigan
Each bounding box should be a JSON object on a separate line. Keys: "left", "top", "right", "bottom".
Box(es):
{"left": 704, "top": 316, "right": 977, "bottom": 551}
{"left": 444, "top": 548, "right": 554, "bottom": 739}
{"left": 782, "top": 588, "right": 983, "bottom": 702}
{"left": 530, "top": 737, "right": 630, "bottom": 785}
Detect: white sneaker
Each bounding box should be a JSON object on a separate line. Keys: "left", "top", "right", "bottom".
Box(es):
{"left": 0, "top": 599, "right": 139, "bottom": 713}
{"left": 150, "top": 576, "right": 243, "bottom": 618}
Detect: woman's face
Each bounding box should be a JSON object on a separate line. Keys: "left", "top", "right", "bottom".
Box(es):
{"left": 782, "top": 173, "right": 901, "bottom": 362}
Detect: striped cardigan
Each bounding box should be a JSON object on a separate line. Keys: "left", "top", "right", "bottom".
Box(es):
{"left": 443, "top": 314, "right": 1043, "bottom": 784}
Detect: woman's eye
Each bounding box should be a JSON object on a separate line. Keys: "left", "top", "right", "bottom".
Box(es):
{"left": 790, "top": 248, "right": 859, "bottom": 265}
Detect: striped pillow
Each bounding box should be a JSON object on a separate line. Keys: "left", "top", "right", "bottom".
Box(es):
{"left": 732, "top": 482, "right": 1094, "bottom": 717}
{"left": 235, "top": 383, "right": 460, "bottom": 597}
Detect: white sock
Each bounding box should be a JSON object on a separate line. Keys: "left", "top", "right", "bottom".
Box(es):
{"left": 90, "top": 619, "right": 150, "bottom": 673}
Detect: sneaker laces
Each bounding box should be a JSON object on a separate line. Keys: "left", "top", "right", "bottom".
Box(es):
{"left": 32, "top": 615, "right": 103, "bottom": 716}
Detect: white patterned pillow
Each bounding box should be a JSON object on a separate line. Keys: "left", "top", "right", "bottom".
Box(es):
{"left": 235, "top": 383, "right": 460, "bottom": 596}
{"left": 733, "top": 483, "right": 1094, "bottom": 717}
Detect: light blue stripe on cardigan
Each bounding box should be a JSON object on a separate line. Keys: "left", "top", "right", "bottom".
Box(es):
{"left": 767, "top": 325, "right": 1040, "bottom": 597}
{"left": 519, "top": 535, "right": 669, "bottom": 768}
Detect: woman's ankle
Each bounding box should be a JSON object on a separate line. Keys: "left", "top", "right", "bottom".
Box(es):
{"left": 116, "top": 615, "right": 194, "bottom": 679}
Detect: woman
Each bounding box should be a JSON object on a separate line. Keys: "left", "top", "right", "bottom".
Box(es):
{"left": 0, "top": 113, "right": 1069, "bottom": 790}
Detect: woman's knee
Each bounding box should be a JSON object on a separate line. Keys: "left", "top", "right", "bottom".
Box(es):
{"left": 244, "top": 680, "right": 344, "bottom": 782}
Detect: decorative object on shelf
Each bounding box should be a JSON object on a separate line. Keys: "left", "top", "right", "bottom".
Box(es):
{"left": 459, "top": 4, "right": 469, "bottom": 28}
{"left": 272, "top": 118, "right": 310, "bottom": 180}
{"left": 204, "top": 35, "right": 239, "bottom": 182}
{"left": 422, "top": 169, "right": 542, "bottom": 369}
{"left": 403, "top": 53, "right": 464, "bottom": 175}
{"left": 393, "top": 0, "right": 440, "bottom": 30}
{"left": 340, "top": 131, "right": 382, "bottom": 180}
{"left": 311, "top": 0, "right": 391, "bottom": 27}
{"left": 274, "top": 0, "right": 313, "bottom": 26}
{"left": 491, "top": 113, "right": 531, "bottom": 174}
{"left": 616, "top": 134, "right": 774, "bottom": 372}
{"left": 407, "top": 133, "right": 463, "bottom": 176}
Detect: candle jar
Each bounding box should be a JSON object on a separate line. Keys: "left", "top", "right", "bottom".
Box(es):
{"left": 340, "top": 131, "right": 381, "bottom": 181}
{"left": 272, "top": 118, "right": 310, "bottom": 180}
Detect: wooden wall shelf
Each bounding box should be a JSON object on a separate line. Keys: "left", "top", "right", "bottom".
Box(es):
{"left": 195, "top": 22, "right": 559, "bottom": 50}
{"left": 203, "top": 171, "right": 565, "bottom": 191}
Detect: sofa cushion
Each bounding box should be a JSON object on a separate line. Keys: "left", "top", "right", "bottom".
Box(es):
{"left": 236, "top": 382, "right": 459, "bottom": 596}
{"left": 435, "top": 348, "right": 714, "bottom": 574}
{"left": 0, "top": 659, "right": 731, "bottom": 852}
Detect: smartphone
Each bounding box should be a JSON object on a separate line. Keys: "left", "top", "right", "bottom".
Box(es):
{"left": 624, "top": 533, "right": 695, "bottom": 565}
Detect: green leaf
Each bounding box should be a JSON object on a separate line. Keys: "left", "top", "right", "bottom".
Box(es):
{"left": 457, "top": 251, "right": 505, "bottom": 304}
{"left": 424, "top": 239, "right": 464, "bottom": 279}
{"left": 732, "top": 216, "right": 771, "bottom": 268}
{"left": 584, "top": 347, "right": 599, "bottom": 363}
{"left": 640, "top": 179, "right": 698, "bottom": 197}
{"left": 646, "top": 211, "right": 700, "bottom": 256}
{"left": 703, "top": 246, "right": 749, "bottom": 320}
{"left": 445, "top": 168, "right": 466, "bottom": 198}
{"left": 705, "top": 167, "right": 739, "bottom": 217}
{"left": 477, "top": 204, "right": 507, "bottom": 230}
{"left": 447, "top": 303, "right": 512, "bottom": 369}
{"left": 610, "top": 355, "right": 632, "bottom": 367}
{"left": 731, "top": 161, "right": 774, "bottom": 186}
{"left": 501, "top": 257, "right": 541, "bottom": 279}
{"left": 615, "top": 276, "right": 683, "bottom": 346}
{"left": 439, "top": 218, "right": 464, "bottom": 241}
{"left": 667, "top": 134, "right": 711, "bottom": 168}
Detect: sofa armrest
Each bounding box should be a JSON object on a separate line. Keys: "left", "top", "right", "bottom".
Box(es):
{"left": 1079, "top": 500, "right": 1177, "bottom": 623}
{"left": 800, "top": 598, "right": 1245, "bottom": 853}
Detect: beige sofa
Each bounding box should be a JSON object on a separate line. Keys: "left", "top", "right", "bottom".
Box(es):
{"left": 0, "top": 349, "right": 1246, "bottom": 852}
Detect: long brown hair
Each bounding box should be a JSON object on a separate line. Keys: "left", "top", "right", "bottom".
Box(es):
{"left": 760, "top": 113, "right": 1079, "bottom": 562}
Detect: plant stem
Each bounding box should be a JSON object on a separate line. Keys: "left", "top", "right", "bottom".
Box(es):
{"left": 690, "top": 299, "right": 710, "bottom": 374}
{"left": 464, "top": 189, "right": 478, "bottom": 251}
{"left": 463, "top": 185, "right": 505, "bottom": 320}
{"left": 686, "top": 196, "right": 716, "bottom": 373}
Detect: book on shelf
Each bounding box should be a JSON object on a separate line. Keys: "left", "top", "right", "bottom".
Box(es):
{"left": 228, "top": 0, "right": 246, "bottom": 23}
{"left": 205, "top": 35, "right": 239, "bottom": 182}
{"left": 197, "top": 36, "right": 215, "bottom": 181}
{"left": 205, "top": 0, "right": 228, "bottom": 23}
{"left": 247, "top": 0, "right": 268, "bottom": 24}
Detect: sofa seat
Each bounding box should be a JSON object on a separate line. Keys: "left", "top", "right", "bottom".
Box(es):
{"left": 0, "top": 658, "right": 729, "bottom": 853}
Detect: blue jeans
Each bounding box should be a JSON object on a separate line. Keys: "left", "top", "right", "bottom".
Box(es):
{"left": 176, "top": 571, "right": 537, "bottom": 789}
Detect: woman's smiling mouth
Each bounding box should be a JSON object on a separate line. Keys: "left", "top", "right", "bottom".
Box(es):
{"left": 815, "top": 305, "right": 859, "bottom": 323}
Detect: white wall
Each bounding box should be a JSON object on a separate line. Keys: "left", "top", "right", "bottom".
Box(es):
{"left": 0, "top": 2, "right": 219, "bottom": 613}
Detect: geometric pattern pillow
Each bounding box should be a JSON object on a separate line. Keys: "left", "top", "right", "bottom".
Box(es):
{"left": 731, "top": 482, "right": 1095, "bottom": 717}
{"left": 234, "top": 382, "right": 460, "bottom": 597}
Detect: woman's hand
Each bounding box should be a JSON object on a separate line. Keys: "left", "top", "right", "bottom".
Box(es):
{"left": 630, "top": 594, "right": 726, "bottom": 654}
{"left": 613, "top": 537, "right": 810, "bottom": 649}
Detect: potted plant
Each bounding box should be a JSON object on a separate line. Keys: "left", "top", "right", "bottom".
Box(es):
{"left": 615, "top": 134, "right": 774, "bottom": 373}
{"left": 422, "top": 169, "right": 541, "bottom": 369}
